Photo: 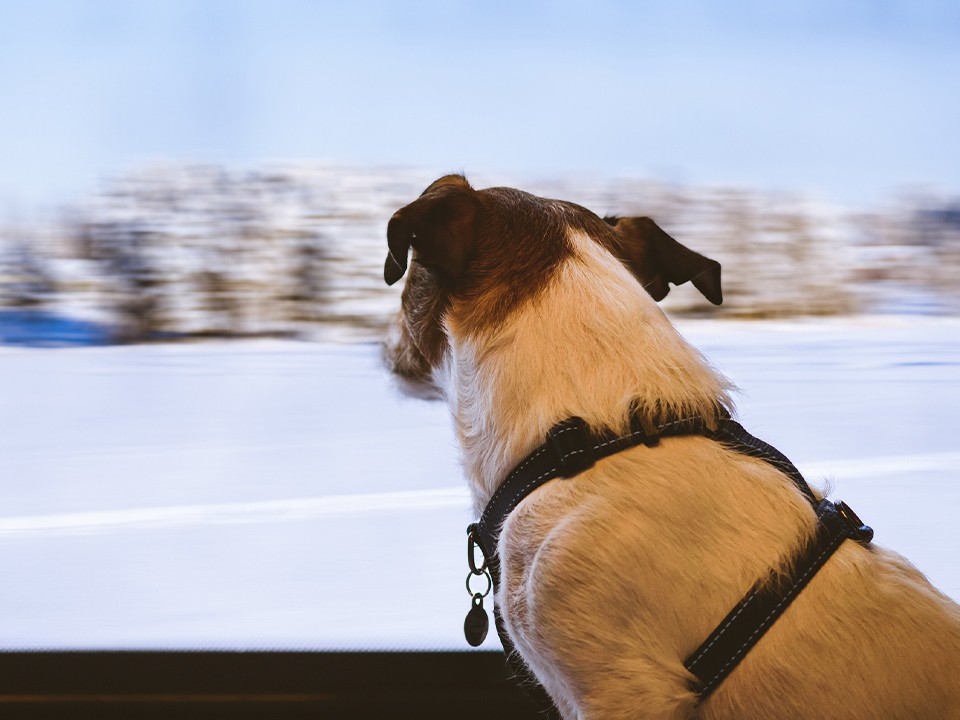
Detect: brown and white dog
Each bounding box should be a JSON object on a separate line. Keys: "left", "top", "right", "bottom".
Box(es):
{"left": 383, "top": 174, "right": 960, "bottom": 719}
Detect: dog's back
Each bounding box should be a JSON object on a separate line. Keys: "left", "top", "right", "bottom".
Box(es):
{"left": 501, "top": 441, "right": 960, "bottom": 719}
{"left": 481, "top": 224, "right": 960, "bottom": 719}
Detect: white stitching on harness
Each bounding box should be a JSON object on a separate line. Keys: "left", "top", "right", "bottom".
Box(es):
{"left": 485, "top": 446, "right": 550, "bottom": 516}
{"left": 686, "top": 587, "right": 761, "bottom": 669}
{"left": 496, "top": 424, "right": 582, "bottom": 514}
{"left": 594, "top": 416, "right": 699, "bottom": 452}
{"left": 484, "top": 417, "right": 699, "bottom": 537}
{"left": 506, "top": 465, "right": 562, "bottom": 518}
{"left": 699, "top": 531, "right": 845, "bottom": 693}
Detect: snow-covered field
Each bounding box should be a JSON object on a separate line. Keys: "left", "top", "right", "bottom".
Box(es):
{"left": 0, "top": 317, "right": 957, "bottom": 650}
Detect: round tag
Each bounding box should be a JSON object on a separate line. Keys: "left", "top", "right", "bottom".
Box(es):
{"left": 464, "top": 593, "right": 489, "bottom": 647}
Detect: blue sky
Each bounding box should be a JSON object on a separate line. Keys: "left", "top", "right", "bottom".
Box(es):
{"left": 1, "top": 0, "right": 958, "bottom": 207}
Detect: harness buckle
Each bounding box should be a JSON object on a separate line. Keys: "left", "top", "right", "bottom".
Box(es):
{"left": 547, "top": 416, "right": 596, "bottom": 477}
{"left": 835, "top": 500, "right": 874, "bottom": 545}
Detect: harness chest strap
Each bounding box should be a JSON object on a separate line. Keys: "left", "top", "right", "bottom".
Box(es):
{"left": 466, "top": 413, "right": 873, "bottom": 706}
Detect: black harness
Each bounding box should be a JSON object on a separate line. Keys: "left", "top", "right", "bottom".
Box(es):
{"left": 464, "top": 411, "right": 873, "bottom": 712}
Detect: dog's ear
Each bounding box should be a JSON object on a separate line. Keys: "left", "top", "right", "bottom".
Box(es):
{"left": 603, "top": 216, "right": 722, "bottom": 305}
{"left": 384, "top": 175, "right": 481, "bottom": 286}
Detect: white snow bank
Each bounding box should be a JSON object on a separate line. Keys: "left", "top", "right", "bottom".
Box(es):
{"left": 0, "top": 317, "right": 957, "bottom": 650}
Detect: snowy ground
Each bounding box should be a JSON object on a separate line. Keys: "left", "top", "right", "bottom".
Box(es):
{"left": 0, "top": 316, "right": 958, "bottom": 651}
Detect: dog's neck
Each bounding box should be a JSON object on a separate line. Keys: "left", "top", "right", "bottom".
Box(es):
{"left": 440, "top": 230, "right": 734, "bottom": 515}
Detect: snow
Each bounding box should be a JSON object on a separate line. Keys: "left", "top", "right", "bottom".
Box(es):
{"left": 0, "top": 317, "right": 958, "bottom": 651}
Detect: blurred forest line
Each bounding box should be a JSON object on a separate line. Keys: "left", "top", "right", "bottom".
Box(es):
{"left": 1, "top": 164, "right": 958, "bottom": 343}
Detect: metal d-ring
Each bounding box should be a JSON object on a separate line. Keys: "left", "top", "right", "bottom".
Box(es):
{"left": 465, "top": 569, "right": 492, "bottom": 598}
{"left": 466, "top": 523, "right": 487, "bottom": 575}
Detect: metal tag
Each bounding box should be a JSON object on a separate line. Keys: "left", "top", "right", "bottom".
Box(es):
{"left": 464, "top": 593, "right": 489, "bottom": 647}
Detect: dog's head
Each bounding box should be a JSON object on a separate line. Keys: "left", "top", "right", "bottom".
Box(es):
{"left": 383, "top": 174, "right": 721, "bottom": 393}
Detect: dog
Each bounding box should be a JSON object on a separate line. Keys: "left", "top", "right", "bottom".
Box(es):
{"left": 382, "top": 174, "right": 960, "bottom": 719}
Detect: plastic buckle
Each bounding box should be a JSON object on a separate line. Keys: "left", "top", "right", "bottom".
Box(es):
{"left": 547, "top": 417, "right": 596, "bottom": 478}
{"left": 835, "top": 500, "right": 874, "bottom": 545}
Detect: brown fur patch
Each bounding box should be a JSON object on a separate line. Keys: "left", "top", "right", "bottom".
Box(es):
{"left": 447, "top": 187, "right": 606, "bottom": 336}
{"left": 387, "top": 175, "right": 716, "bottom": 385}
{"left": 392, "top": 175, "right": 632, "bottom": 358}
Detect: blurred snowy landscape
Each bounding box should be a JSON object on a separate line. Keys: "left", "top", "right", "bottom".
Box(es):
{"left": 0, "top": 316, "right": 957, "bottom": 650}
{"left": 2, "top": 0, "right": 958, "bottom": 665}
{"left": 2, "top": 164, "right": 959, "bottom": 349}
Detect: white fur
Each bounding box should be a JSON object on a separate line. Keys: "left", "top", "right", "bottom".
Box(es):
{"left": 446, "top": 231, "right": 732, "bottom": 516}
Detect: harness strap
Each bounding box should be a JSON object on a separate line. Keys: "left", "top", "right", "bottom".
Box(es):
{"left": 705, "top": 418, "right": 819, "bottom": 507}
{"left": 684, "top": 498, "right": 873, "bottom": 695}
{"left": 470, "top": 411, "right": 872, "bottom": 711}
{"left": 475, "top": 412, "right": 717, "bottom": 563}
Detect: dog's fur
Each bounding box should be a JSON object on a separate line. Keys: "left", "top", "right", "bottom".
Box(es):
{"left": 383, "top": 175, "right": 960, "bottom": 719}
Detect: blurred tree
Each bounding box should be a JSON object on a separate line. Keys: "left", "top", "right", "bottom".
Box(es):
{"left": 86, "top": 222, "right": 167, "bottom": 341}
{"left": 0, "top": 243, "right": 55, "bottom": 308}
